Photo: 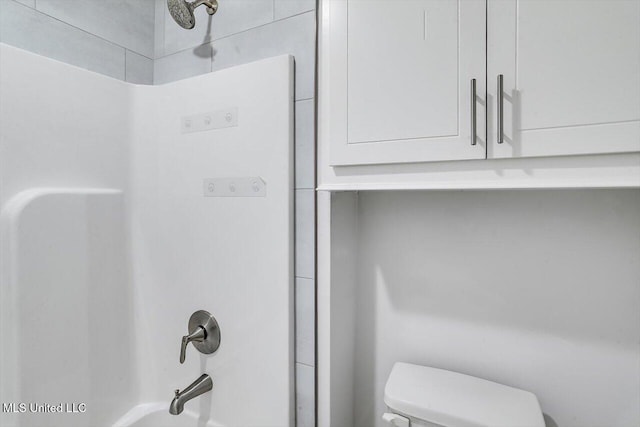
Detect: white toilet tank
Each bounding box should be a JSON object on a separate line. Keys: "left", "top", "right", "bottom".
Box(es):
{"left": 383, "top": 363, "right": 545, "bottom": 427}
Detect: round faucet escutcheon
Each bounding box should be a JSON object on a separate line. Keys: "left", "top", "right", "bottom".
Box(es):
{"left": 179, "top": 310, "right": 221, "bottom": 364}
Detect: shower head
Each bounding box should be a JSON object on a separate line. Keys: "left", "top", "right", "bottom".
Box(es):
{"left": 167, "top": 0, "right": 218, "bottom": 30}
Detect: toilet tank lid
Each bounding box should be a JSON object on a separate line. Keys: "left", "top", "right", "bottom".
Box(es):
{"left": 384, "top": 363, "right": 545, "bottom": 427}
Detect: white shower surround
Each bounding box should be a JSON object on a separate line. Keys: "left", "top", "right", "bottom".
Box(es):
{"left": 0, "top": 44, "right": 294, "bottom": 427}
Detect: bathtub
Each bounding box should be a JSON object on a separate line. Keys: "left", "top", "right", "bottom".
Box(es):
{"left": 113, "top": 403, "right": 221, "bottom": 427}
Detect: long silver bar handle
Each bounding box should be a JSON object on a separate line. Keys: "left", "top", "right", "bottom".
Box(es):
{"left": 470, "top": 78, "right": 477, "bottom": 146}
{"left": 497, "top": 74, "right": 504, "bottom": 144}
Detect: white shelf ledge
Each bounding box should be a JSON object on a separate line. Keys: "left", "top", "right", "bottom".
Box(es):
{"left": 317, "top": 153, "right": 640, "bottom": 191}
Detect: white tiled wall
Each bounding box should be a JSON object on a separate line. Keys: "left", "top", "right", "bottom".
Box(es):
{"left": 274, "top": 0, "right": 315, "bottom": 20}
{"left": 0, "top": 0, "right": 316, "bottom": 424}
{"left": 36, "top": 0, "right": 155, "bottom": 57}
{"left": 153, "top": 7, "right": 316, "bottom": 100}
{"left": 161, "top": 0, "right": 273, "bottom": 56}
{"left": 296, "top": 362, "right": 316, "bottom": 427}
{"left": 295, "top": 99, "right": 315, "bottom": 189}
{"left": 125, "top": 50, "right": 155, "bottom": 85}
{"left": 0, "top": 0, "right": 154, "bottom": 84}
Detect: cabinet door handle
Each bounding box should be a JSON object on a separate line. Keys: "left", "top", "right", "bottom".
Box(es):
{"left": 470, "top": 78, "right": 477, "bottom": 146}
{"left": 497, "top": 74, "right": 504, "bottom": 144}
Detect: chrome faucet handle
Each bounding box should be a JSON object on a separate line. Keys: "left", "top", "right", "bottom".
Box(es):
{"left": 179, "top": 310, "right": 221, "bottom": 364}
{"left": 180, "top": 326, "right": 205, "bottom": 364}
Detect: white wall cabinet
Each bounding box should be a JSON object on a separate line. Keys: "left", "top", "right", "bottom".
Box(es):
{"left": 488, "top": 0, "right": 640, "bottom": 159}
{"left": 320, "top": 0, "right": 640, "bottom": 173}
{"left": 325, "top": 0, "right": 487, "bottom": 165}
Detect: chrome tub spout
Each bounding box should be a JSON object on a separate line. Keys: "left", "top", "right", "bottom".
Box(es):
{"left": 169, "top": 374, "right": 213, "bottom": 415}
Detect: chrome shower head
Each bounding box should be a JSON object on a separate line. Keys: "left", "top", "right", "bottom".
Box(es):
{"left": 167, "top": 0, "right": 218, "bottom": 30}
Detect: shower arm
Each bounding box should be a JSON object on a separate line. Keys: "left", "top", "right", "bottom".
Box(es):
{"left": 191, "top": 0, "right": 217, "bottom": 15}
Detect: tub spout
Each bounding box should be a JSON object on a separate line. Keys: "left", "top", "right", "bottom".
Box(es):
{"left": 169, "top": 374, "right": 213, "bottom": 415}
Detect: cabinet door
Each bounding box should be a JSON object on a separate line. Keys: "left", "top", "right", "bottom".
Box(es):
{"left": 324, "top": 0, "right": 486, "bottom": 166}
{"left": 488, "top": 0, "right": 640, "bottom": 159}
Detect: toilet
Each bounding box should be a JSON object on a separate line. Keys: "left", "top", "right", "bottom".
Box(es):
{"left": 383, "top": 363, "right": 545, "bottom": 427}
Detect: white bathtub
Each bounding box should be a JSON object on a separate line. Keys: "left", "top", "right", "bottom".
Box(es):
{"left": 113, "top": 403, "right": 221, "bottom": 427}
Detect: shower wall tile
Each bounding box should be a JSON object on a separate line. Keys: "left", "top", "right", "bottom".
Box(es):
{"left": 209, "top": 0, "right": 274, "bottom": 40}
{"left": 295, "top": 99, "right": 315, "bottom": 189}
{"left": 0, "top": 0, "right": 126, "bottom": 80}
{"left": 296, "top": 277, "right": 315, "bottom": 366}
{"left": 153, "top": 46, "right": 213, "bottom": 84}
{"left": 209, "top": 11, "right": 316, "bottom": 100}
{"left": 274, "top": 0, "right": 315, "bottom": 20}
{"left": 154, "top": 0, "right": 166, "bottom": 58}
{"left": 14, "top": 0, "right": 34, "bottom": 8}
{"left": 296, "top": 363, "right": 315, "bottom": 427}
{"left": 296, "top": 189, "right": 315, "bottom": 280}
{"left": 163, "top": 0, "right": 273, "bottom": 56}
{"left": 126, "top": 50, "right": 153, "bottom": 85}
{"left": 36, "top": 0, "right": 155, "bottom": 58}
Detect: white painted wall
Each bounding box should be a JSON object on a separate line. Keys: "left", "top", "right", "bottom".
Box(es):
{"left": 324, "top": 189, "right": 640, "bottom": 427}
{"left": 328, "top": 192, "right": 358, "bottom": 427}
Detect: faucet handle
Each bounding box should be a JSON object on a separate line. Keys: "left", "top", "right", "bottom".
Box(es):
{"left": 180, "top": 326, "right": 206, "bottom": 364}
{"left": 179, "top": 310, "right": 221, "bottom": 364}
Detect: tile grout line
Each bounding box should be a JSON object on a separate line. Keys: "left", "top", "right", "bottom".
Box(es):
{"left": 9, "top": 0, "right": 155, "bottom": 60}
{"left": 296, "top": 361, "right": 315, "bottom": 368}
{"left": 158, "top": 9, "right": 316, "bottom": 60}
{"left": 159, "top": 0, "right": 166, "bottom": 59}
